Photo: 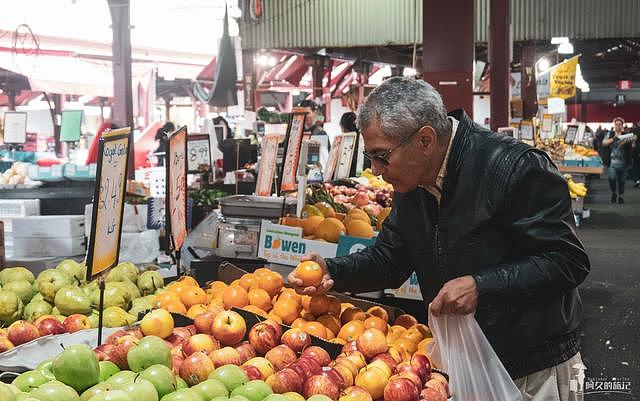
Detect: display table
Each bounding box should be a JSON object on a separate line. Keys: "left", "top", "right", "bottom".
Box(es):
{"left": 558, "top": 165, "right": 604, "bottom": 175}
{"left": 558, "top": 165, "right": 602, "bottom": 226}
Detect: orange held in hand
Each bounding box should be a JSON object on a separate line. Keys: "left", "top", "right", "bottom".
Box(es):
{"left": 293, "top": 260, "right": 324, "bottom": 287}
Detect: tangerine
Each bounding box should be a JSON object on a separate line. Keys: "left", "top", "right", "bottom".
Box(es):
{"left": 248, "top": 288, "right": 273, "bottom": 312}
{"left": 239, "top": 274, "right": 259, "bottom": 291}
{"left": 259, "top": 272, "right": 284, "bottom": 297}
{"left": 304, "top": 321, "right": 328, "bottom": 338}
{"left": 162, "top": 301, "right": 187, "bottom": 315}
{"left": 314, "top": 218, "right": 346, "bottom": 243}
{"left": 221, "top": 285, "right": 249, "bottom": 309}
{"left": 155, "top": 290, "right": 181, "bottom": 307}
{"left": 272, "top": 299, "right": 301, "bottom": 325}
{"left": 303, "top": 215, "right": 325, "bottom": 236}
{"left": 186, "top": 304, "right": 208, "bottom": 319}
{"left": 293, "top": 261, "right": 324, "bottom": 287}
{"left": 364, "top": 316, "right": 388, "bottom": 334}
{"left": 317, "top": 314, "right": 341, "bottom": 336}
{"left": 180, "top": 286, "right": 208, "bottom": 308}
{"left": 338, "top": 320, "right": 365, "bottom": 341}
{"left": 366, "top": 306, "right": 389, "bottom": 323}
{"left": 308, "top": 294, "right": 331, "bottom": 317}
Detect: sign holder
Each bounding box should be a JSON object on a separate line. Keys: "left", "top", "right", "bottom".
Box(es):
{"left": 278, "top": 111, "right": 307, "bottom": 195}
{"left": 334, "top": 132, "right": 357, "bottom": 180}
{"left": 323, "top": 134, "right": 343, "bottom": 182}
{"left": 187, "top": 134, "right": 212, "bottom": 173}
{"left": 2, "top": 111, "right": 27, "bottom": 145}
{"left": 166, "top": 126, "right": 188, "bottom": 276}
{"left": 85, "top": 127, "right": 132, "bottom": 345}
{"left": 255, "top": 133, "right": 282, "bottom": 196}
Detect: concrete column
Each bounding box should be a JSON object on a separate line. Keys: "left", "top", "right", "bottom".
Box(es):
{"left": 489, "top": 0, "right": 510, "bottom": 130}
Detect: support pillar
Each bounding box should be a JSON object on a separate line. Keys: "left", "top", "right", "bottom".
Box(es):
{"left": 53, "top": 94, "right": 63, "bottom": 157}
{"left": 242, "top": 49, "right": 258, "bottom": 111}
{"left": 489, "top": 0, "right": 510, "bottom": 130}
{"left": 422, "top": 0, "right": 474, "bottom": 115}
{"left": 520, "top": 41, "right": 538, "bottom": 120}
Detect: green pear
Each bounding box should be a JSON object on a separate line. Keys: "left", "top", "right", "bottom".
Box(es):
{"left": 119, "top": 280, "right": 141, "bottom": 301}
{"left": 137, "top": 271, "right": 164, "bottom": 296}
{"left": 52, "top": 344, "right": 100, "bottom": 392}
{"left": 103, "top": 307, "right": 136, "bottom": 328}
{"left": 56, "top": 260, "right": 87, "bottom": 283}
{"left": 36, "top": 270, "right": 74, "bottom": 303}
{"left": 4, "top": 280, "right": 35, "bottom": 304}
{"left": 82, "top": 281, "right": 99, "bottom": 298}
{"left": 54, "top": 285, "right": 92, "bottom": 315}
{"left": 0, "top": 289, "right": 24, "bottom": 325}
{"left": 106, "top": 263, "right": 139, "bottom": 284}
{"left": 0, "top": 267, "right": 35, "bottom": 285}
{"left": 31, "top": 292, "right": 45, "bottom": 302}
{"left": 23, "top": 300, "right": 53, "bottom": 322}
{"left": 91, "top": 283, "right": 131, "bottom": 310}
{"left": 88, "top": 310, "right": 100, "bottom": 328}
{"left": 30, "top": 382, "right": 80, "bottom": 401}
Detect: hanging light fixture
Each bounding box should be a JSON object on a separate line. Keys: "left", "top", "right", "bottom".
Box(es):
{"left": 558, "top": 41, "right": 574, "bottom": 54}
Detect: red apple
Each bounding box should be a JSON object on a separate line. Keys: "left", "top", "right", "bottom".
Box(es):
{"left": 266, "top": 367, "right": 304, "bottom": 394}
{"left": 303, "top": 374, "right": 340, "bottom": 401}
{"left": 62, "top": 314, "right": 91, "bottom": 333}
{"left": 265, "top": 344, "right": 298, "bottom": 371}
{"left": 301, "top": 346, "right": 331, "bottom": 367}
{"left": 106, "top": 329, "right": 131, "bottom": 344}
{"left": 241, "top": 364, "right": 263, "bottom": 380}
{"left": 338, "top": 386, "right": 373, "bottom": 401}
{"left": 371, "top": 352, "right": 398, "bottom": 373}
{"left": 183, "top": 333, "right": 219, "bottom": 356}
{"left": 235, "top": 341, "right": 257, "bottom": 364}
{"left": 342, "top": 341, "right": 358, "bottom": 353}
{"left": 209, "top": 346, "right": 243, "bottom": 367}
{"left": 93, "top": 343, "right": 114, "bottom": 361}
{"left": 331, "top": 363, "right": 355, "bottom": 388}
{"left": 281, "top": 328, "right": 311, "bottom": 353}
{"left": 180, "top": 351, "right": 215, "bottom": 386}
{"left": 172, "top": 354, "right": 185, "bottom": 375}
{"left": 331, "top": 358, "right": 359, "bottom": 378}
{"left": 110, "top": 334, "right": 139, "bottom": 369}
{"left": 342, "top": 351, "right": 367, "bottom": 369}
{"left": 184, "top": 325, "right": 197, "bottom": 335}
{"left": 384, "top": 377, "right": 420, "bottom": 401}
{"left": 395, "top": 371, "right": 422, "bottom": 391}
{"left": 36, "top": 317, "right": 65, "bottom": 336}
{"left": 263, "top": 319, "right": 283, "bottom": 338}
{"left": 194, "top": 312, "right": 218, "bottom": 334}
{"left": 34, "top": 315, "right": 57, "bottom": 326}
{"left": 248, "top": 322, "right": 280, "bottom": 354}
{"left": 290, "top": 356, "right": 322, "bottom": 380}
{"left": 212, "top": 310, "right": 247, "bottom": 346}
{"left": 410, "top": 354, "right": 431, "bottom": 384}
{"left": 355, "top": 328, "right": 388, "bottom": 360}
{"left": 243, "top": 357, "right": 276, "bottom": 379}
{"left": 7, "top": 321, "right": 40, "bottom": 345}
{"left": 424, "top": 379, "right": 449, "bottom": 399}
{"left": 323, "top": 368, "right": 346, "bottom": 390}
{"left": 420, "top": 387, "right": 446, "bottom": 401}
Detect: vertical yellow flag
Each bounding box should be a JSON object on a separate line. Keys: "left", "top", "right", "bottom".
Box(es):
{"left": 549, "top": 55, "right": 580, "bottom": 99}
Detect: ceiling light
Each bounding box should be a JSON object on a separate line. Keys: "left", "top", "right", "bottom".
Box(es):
{"left": 267, "top": 57, "right": 277, "bottom": 67}
{"left": 558, "top": 42, "right": 574, "bottom": 54}
{"left": 537, "top": 57, "right": 551, "bottom": 72}
{"left": 551, "top": 37, "right": 569, "bottom": 45}
{"left": 258, "top": 55, "right": 269, "bottom": 66}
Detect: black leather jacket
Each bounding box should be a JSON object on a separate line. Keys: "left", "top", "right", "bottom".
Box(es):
{"left": 326, "top": 110, "right": 590, "bottom": 379}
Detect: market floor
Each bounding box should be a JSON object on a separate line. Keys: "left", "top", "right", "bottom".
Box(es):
{"left": 576, "top": 175, "right": 640, "bottom": 400}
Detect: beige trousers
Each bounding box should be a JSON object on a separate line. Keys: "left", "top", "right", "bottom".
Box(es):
{"left": 513, "top": 353, "right": 585, "bottom": 401}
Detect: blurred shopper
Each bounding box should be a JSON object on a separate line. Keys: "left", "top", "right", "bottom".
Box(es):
{"left": 153, "top": 122, "right": 175, "bottom": 167}
{"left": 602, "top": 117, "right": 636, "bottom": 203}
{"left": 340, "top": 111, "right": 371, "bottom": 176}
{"left": 298, "top": 100, "right": 330, "bottom": 167}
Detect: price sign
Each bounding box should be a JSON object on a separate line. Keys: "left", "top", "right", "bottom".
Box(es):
{"left": 187, "top": 134, "right": 212, "bottom": 172}
{"left": 60, "top": 110, "right": 83, "bottom": 142}
{"left": 2, "top": 112, "right": 27, "bottom": 144}
{"left": 279, "top": 112, "right": 306, "bottom": 193}
{"left": 519, "top": 120, "right": 534, "bottom": 141}
{"left": 86, "top": 127, "right": 131, "bottom": 279}
{"left": 167, "top": 126, "right": 188, "bottom": 253}
{"left": 323, "top": 134, "right": 343, "bottom": 182}
{"left": 334, "top": 132, "right": 357, "bottom": 179}
{"left": 255, "top": 133, "right": 283, "bottom": 196}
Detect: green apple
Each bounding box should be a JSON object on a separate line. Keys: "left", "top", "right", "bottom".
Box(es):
{"left": 118, "top": 379, "right": 158, "bottom": 401}
{"left": 30, "top": 382, "right": 80, "bottom": 401}
{"left": 0, "top": 289, "right": 24, "bottom": 325}
{"left": 192, "top": 379, "right": 228, "bottom": 401}
{"left": 209, "top": 365, "right": 249, "bottom": 392}
{"left": 263, "top": 394, "right": 289, "bottom": 401}
{"left": 15, "top": 391, "right": 42, "bottom": 401}
{"left": 12, "top": 370, "right": 48, "bottom": 392}
{"left": 127, "top": 336, "right": 171, "bottom": 372}
{"left": 137, "top": 271, "right": 164, "bottom": 296}
{"left": 106, "top": 263, "right": 139, "bottom": 284}
{"left": 4, "top": 280, "right": 35, "bottom": 304}
{"left": 56, "top": 260, "right": 87, "bottom": 283}
{"left": 99, "top": 361, "right": 121, "bottom": 381}
{"left": 0, "top": 383, "right": 17, "bottom": 401}
{"left": 52, "top": 344, "right": 100, "bottom": 392}
{"left": 282, "top": 392, "right": 305, "bottom": 401}
{"left": 159, "top": 389, "right": 203, "bottom": 401}
{"left": 36, "top": 359, "right": 56, "bottom": 381}
{"left": 36, "top": 270, "right": 73, "bottom": 303}
{"left": 139, "top": 365, "right": 176, "bottom": 399}
{"left": 102, "top": 307, "right": 136, "bottom": 328}
{"left": 91, "top": 283, "right": 131, "bottom": 311}
{"left": 54, "top": 285, "right": 92, "bottom": 315}
{"left": 175, "top": 377, "right": 188, "bottom": 390}
{"left": 230, "top": 380, "right": 272, "bottom": 401}
{"left": 87, "top": 389, "right": 132, "bottom": 401}
{"left": 23, "top": 300, "right": 53, "bottom": 322}
{"left": 81, "top": 383, "right": 114, "bottom": 401}
{"left": 0, "top": 267, "right": 35, "bottom": 285}
{"left": 106, "top": 371, "right": 137, "bottom": 387}
{"left": 307, "top": 396, "right": 333, "bottom": 401}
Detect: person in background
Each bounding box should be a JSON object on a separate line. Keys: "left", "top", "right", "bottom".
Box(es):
{"left": 340, "top": 111, "right": 371, "bottom": 177}
{"left": 153, "top": 122, "right": 175, "bottom": 167}
{"left": 632, "top": 122, "right": 640, "bottom": 188}
{"left": 602, "top": 117, "right": 636, "bottom": 203}
{"left": 298, "top": 100, "right": 331, "bottom": 166}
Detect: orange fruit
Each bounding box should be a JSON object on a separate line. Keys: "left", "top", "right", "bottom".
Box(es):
{"left": 259, "top": 272, "right": 284, "bottom": 297}
{"left": 338, "top": 320, "right": 365, "bottom": 341}
{"left": 163, "top": 301, "right": 187, "bottom": 315}
{"left": 303, "top": 215, "right": 325, "bottom": 236}
{"left": 308, "top": 294, "right": 330, "bottom": 317}
{"left": 329, "top": 337, "right": 347, "bottom": 345}
{"left": 364, "top": 316, "right": 388, "bottom": 334}
{"left": 317, "top": 314, "right": 341, "bottom": 336}
{"left": 392, "top": 337, "right": 418, "bottom": 355}
{"left": 186, "top": 304, "right": 208, "bottom": 319}
{"left": 326, "top": 296, "right": 342, "bottom": 316}
{"left": 346, "top": 219, "right": 375, "bottom": 238}
{"left": 417, "top": 337, "right": 434, "bottom": 354}
{"left": 314, "top": 218, "right": 346, "bottom": 243}
{"left": 176, "top": 275, "right": 199, "bottom": 287}
{"left": 340, "top": 303, "right": 355, "bottom": 314}
{"left": 278, "top": 289, "right": 302, "bottom": 305}
{"left": 393, "top": 314, "right": 418, "bottom": 329}
{"left": 304, "top": 321, "right": 328, "bottom": 338}
{"left": 239, "top": 274, "right": 258, "bottom": 291}
{"left": 293, "top": 261, "right": 324, "bottom": 287}
{"left": 366, "top": 306, "right": 389, "bottom": 323}
{"left": 340, "top": 307, "right": 366, "bottom": 324}
{"left": 155, "top": 291, "right": 181, "bottom": 307}
{"left": 243, "top": 305, "right": 268, "bottom": 317}
{"left": 402, "top": 327, "right": 425, "bottom": 343}
{"left": 325, "top": 327, "right": 336, "bottom": 339}
{"left": 291, "top": 318, "right": 308, "bottom": 329}
{"left": 222, "top": 285, "right": 249, "bottom": 309}
{"left": 254, "top": 267, "right": 272, "bottom": 278}
{"left": 266, "top": 312, "right": 283, "bottom": 324}
{"left": 180, "top": 286, "right": 208, "bottom": 308}
{"left": 248, "top": 288, "right": 273, "bottom": 312}
{"left": 272, "top": 299, "right": 301, "bottom": 325}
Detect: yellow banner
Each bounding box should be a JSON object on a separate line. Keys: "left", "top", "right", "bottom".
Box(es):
{"left": 549, "top": 55, "right": 579, "bottom": 99}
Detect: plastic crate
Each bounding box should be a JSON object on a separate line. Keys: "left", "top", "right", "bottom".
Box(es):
{"left": 582, "top": 157, "right": 603, "bottom": 167}
{"left": 63, "top": 163, "right": 97, "bottom": 181}
{"left": 0, "top": 199, "right": 40, "bottom": 218}
{"left": 563, "top": 159, "right": 583, "bottom": 167}
{"left": 28, "top": 164, "right": 65, "bottom": 182}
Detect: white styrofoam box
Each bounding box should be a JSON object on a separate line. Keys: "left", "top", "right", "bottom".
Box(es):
{"left": 1, "top": 218, "right": 13, "bottom": 233}
{"left": 135, "top": 167, "right": 166, "bottom": 198}
{"left": 12, "top": 236, "right": 86, "bottom": 257}
{"left": 11, "top": 215, "right": 85, "bottom": 238}
{"left": 0, "top": 199, "right": 40, "bottom": 218}
{"left": 84, "top": 203, "right": 148, "bottom": 237}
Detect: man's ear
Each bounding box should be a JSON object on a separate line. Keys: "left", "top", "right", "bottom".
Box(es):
{"left": 418, "top": 126, "right": 437, "bottom": 154}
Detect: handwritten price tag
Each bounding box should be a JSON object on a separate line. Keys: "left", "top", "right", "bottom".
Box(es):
{"left": 187, "top": 134, "right": 211, "bottom": 172}
{"left": 167, "top": 126, "right": 188, "bottom": 252}
{"left": 86, "top": 128, "right": 131, "bottom": 279}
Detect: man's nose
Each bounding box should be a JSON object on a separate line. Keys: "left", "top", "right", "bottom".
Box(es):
{"left": 371, "top": 161, "right": 386, "bottom": 177}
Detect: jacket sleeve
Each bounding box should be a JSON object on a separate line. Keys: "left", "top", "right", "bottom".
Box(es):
{"left": 325, "top": 204, "right": 414, "bottom": 293}
{"left": 472, "top": 151, "right": 590, "bottom": 301}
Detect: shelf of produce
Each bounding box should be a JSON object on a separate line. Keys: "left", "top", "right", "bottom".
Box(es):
{"left": 558, "top": 165, "right": 604, "bottom": 175}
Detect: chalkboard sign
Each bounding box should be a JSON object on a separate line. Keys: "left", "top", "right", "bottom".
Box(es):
{"left": 323, "top": 134, "right": 343, "bottom": 182}
{"left": 334, "top": 132, "right": 357, "bottom": 180}
{"left": 2, "top": 112, "right": 27, "bottom": 144}
{"left": 167, "top": 126, "right": 188, "bottom": 253}
{"left": 564, "top": 124, "right": 579, "bottom": 145}
{"left": 187, "top": 134, "right": 212, "bottom": 172}
{"left": 279, "top": 111, "right": 306, "bottom": 193}
{"left": 86, "top": 127, "right": 131, "bottom": 279}
{"left": 255, "top": 133, "right": 282, "bottom": 196}
{"left": 60, "top": 110, "right": 83, "bottom": 142}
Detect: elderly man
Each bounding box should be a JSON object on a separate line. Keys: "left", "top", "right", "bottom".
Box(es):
{"left": 289, "top": 77, "right": 590, "bottom": 401}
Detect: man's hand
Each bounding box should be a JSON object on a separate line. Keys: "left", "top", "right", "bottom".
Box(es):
{"left": 430, "top": 275, "right": 478, "bottom": 316}
{"left": 287, "top": 253, "right": 334, "bottom": 296}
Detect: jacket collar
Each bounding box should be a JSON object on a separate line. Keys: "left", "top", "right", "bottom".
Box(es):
{"left": 440, "top": 109, "right": 475, "bottom": 204}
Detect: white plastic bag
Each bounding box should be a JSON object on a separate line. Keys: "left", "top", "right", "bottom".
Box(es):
{"left": 428, "top": 308, "right": 523, "bottom": 401}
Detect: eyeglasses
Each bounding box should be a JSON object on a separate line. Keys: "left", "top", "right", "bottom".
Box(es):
{"left": 363, "top": 128, "right": 421, "bottom": 166}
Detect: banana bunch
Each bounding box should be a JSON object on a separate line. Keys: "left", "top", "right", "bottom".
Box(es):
{"left": 564, "top": 174, "right": 587, "bottom": 198}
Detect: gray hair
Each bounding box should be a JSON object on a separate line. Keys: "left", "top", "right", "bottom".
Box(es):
{"left": 357, "top": 76, "right": 450, "bottom": 141}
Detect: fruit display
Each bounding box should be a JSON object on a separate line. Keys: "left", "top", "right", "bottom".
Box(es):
{"left": 536, "top": 138, "right": 566, "bottom": 161}
{"left": 564, "top": 174, "right": 588, "bottom": 199}
{"left": 0, "top": 162, "right": 31, "bottom": 185}
{"left": 0, "top": 261, "right": 165, "bottom": 352}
